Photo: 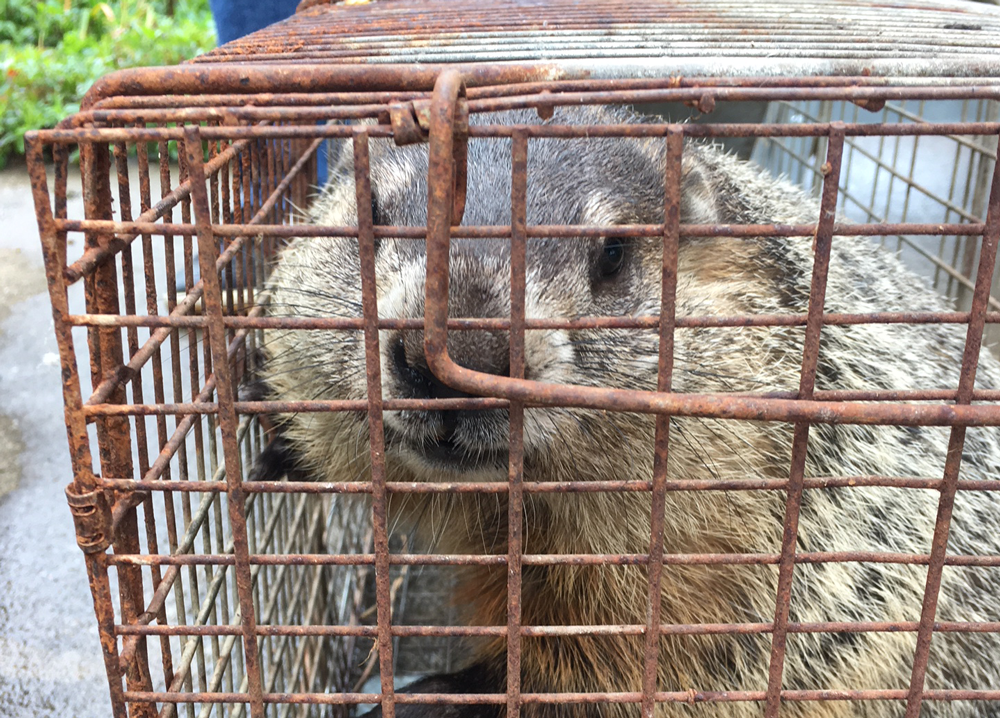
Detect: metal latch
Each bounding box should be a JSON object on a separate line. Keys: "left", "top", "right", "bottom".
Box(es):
{"left": 65, "top": 484, "right": 113, "bottom": 554}
{"left": 389, "top": 97, "right": 469, "bottom": 146}
{"left": 389, "top": 90, "right": 469, "bottom": 226}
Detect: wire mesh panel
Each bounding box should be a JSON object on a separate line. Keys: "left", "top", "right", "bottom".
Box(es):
{"left": 753, "top": 97, "right": 1000, "bottom": 349}
{"left": 26, "top": 121, "right": 374, "bottom": 717}
{"left": 27, "top": 71, "right": 1000, "bottom": 718}
{"left": 23, "top": 2, "right": 1000, "bottom": 718}
{"left": 196, "top": 0, "right": 1000, "bottom": 77}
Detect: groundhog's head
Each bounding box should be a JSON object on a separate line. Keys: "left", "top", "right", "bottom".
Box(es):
{"left": 262, "top": 107, "right": 795, "bottom": 485}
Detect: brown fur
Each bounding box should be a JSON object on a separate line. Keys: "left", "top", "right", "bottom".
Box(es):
{"left": 259, "top": 107, "right": 1000, "bottom": 717}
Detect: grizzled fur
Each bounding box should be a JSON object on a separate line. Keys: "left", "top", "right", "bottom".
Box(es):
{"left": 258, "top": 107, "right": 1000, "bottom": 718}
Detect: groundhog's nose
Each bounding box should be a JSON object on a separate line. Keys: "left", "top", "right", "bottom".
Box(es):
{"left": 389, "top": 332, "right": 510, "bottom": 400}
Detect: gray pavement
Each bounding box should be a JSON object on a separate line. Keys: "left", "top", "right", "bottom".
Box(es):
{"left": 0, "top": 160, "right": 112, "bottom": 717}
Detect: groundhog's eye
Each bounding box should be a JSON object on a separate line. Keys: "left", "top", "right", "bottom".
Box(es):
{"left": 597, "top": 238, "right": 626, "bottom": 277}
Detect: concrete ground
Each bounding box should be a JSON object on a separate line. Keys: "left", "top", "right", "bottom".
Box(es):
{"left": 0, "top": 159, "right": 112, "bottom": 717}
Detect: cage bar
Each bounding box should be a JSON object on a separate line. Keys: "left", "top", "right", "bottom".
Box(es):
{"left": 26, "top": 1, "right": 1000, "bottom": 717}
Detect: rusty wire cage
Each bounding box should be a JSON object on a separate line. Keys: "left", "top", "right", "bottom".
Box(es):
{"left": 25, "top": 0, "right": 1000, "bottom": 717}
{"left": 753, "top": 96, "right": 1000, "bottom": 348}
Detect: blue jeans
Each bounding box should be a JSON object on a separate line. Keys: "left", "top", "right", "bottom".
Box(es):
{"left": 187, "top": 0, "right": 328, "bottom": 292}
{"left": 208, "top": 0, "right": 301, "bottom": 45}
{"left": 208, "top": 0, "right": 329, "bottom": 183}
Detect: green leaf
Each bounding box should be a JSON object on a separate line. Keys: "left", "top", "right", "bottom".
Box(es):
{"left": 0, "top": 0, "right": 215, "bottom": 168}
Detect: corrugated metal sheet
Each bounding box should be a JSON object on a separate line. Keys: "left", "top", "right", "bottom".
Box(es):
{"left": 193, "top": 0, "right": 1000, "bottom": 78}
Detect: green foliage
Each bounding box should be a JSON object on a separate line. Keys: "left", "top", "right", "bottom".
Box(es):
{"left": 0, "top": 0, "right": 216, "bottom": 167}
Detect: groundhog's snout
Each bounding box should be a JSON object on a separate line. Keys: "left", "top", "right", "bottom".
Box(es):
{"left": 390, "top": 329, "right": 511, "bottom": 400}
{"left": 381, "top": 246, "right": 516, "bottom": 474}
{"left": 388, "top": 242, "right": 515, "bottom": 391}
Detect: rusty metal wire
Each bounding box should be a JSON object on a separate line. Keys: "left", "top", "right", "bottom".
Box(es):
{"left": 754, "top": 97, "right": 1000, "bottom": 341}
{"left": 24, "top": 9, "right": 1000, "bottom": 717}
{"left": 201, "top": 0, "right": 1000, "bottom": 79}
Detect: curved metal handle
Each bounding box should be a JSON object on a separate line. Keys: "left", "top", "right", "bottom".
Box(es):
{"left": 422, "top": 71, "right": 1000, "bottom": 428}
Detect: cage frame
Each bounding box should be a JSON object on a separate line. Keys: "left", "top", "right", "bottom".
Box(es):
{"left": 25, "top": 2, "right": 1000, "bottom": 717}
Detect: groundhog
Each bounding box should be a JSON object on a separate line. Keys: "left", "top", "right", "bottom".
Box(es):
{"left": 251, "top": 106, "right": 1000, "bottom": 718}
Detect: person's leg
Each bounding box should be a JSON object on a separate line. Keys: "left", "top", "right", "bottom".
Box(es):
{"left": 186, "top": 0, "right": 327, "bottom": 298}
{"left": 209, "top": 0, "right": 329, "bottom": 183}
{"left": 208, "top": 0, "right": 301, "bottom": 44}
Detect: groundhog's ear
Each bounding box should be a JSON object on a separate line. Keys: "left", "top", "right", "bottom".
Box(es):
{"left": 322, "top": 117, "right": 381, "bottom": 183}
{"left": 325, "top": 135, "right": 354, "bottom": 181}
{"left": 310, "top": 120, "right": 379, "bottom": 225}
{"left": 679, "top": 157, "right": 720, "bottom": 225}
{"left": 634, "top": 138, "right": 720, "bottom": 225}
